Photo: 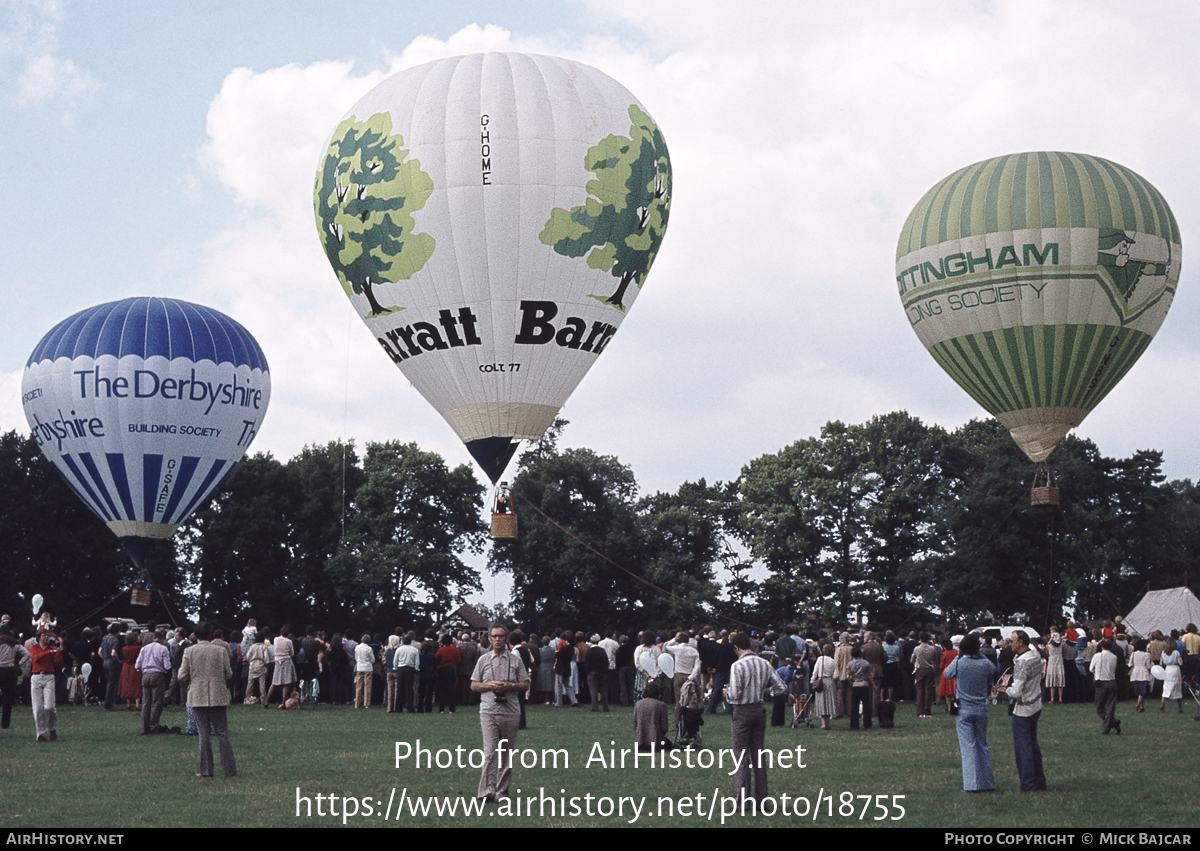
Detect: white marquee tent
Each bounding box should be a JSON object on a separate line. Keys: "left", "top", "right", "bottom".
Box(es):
{"left": 1122, "top": 587, "right": 1200, "bottom": 637}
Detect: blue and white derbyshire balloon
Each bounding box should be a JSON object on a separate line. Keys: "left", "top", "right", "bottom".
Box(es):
{"left": 22, "top": 297, "right": 271, "bottom": 565}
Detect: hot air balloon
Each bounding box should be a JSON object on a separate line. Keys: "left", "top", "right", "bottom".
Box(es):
{"left": 314, "top": 52, "right": 671, "bottom": 482}
{"left": 21, "top": 297, "right": 271, "bottom": 567}
{"left": 897, "top": 152, "right": 1180, "bottom": 468}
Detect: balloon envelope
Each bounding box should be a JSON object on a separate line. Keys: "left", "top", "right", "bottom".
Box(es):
{"left": 81, "top": 663, "right": 92, "bottom": 679}
{"left": 897, "top": 152, "right": 1180, "bottom": 462}
{"left": 22, "top": 297, "right": 271, "bottom": 564}
{"left": 314, "top": 52, "right": 671, "bottom": 481}
{"left": 31, "top": 594, "right": 43, "bottom": 614}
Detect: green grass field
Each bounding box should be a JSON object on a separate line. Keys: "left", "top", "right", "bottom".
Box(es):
{"left": 3, "top": 698, "right": 1196, "bottom": 829}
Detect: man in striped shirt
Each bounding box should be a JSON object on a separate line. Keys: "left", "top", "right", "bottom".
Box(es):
{"left": 724, "top": 632, "right": 787, "bottom": 811}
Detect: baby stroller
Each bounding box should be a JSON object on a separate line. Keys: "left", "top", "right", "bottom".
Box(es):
{"left": 1184, "top": 671, "right": 1200, "bottom": 721}
{"left": 676, "top": 679, "right": 704, "bottom": 747}
{"left": 991, "top": 668, "right": 1012, "bottom": 707}
{"left": 68, "top": 670, "right": 99, "bottom": 706}
{"left": 299, "top": 675, "right": 320, "bottom": 707}
{"left": 790, "top": 690, "right": 813, "bottom": 728}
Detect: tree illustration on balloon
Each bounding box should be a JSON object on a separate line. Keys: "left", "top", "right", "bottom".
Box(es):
{"left": 314, "top": 113, "right": 436, "bottom": 318}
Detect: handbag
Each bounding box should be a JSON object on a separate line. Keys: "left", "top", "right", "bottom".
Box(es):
{"left": 810, "top": 658, "right": 830, "bottom": 692}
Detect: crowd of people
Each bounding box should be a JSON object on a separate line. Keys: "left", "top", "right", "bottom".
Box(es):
{"left": 3, "top": 610, "right": 1197, "bottom": 804}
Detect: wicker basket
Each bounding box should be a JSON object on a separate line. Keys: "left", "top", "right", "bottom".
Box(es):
{"left": 1030, "top": 485, "right": 1060, "bottom": 506}
{"left": 130, "top": 589, "right": 152, "bottom": 606}
{"left": 490, "top": 512, "right": 518, "bottom": 540}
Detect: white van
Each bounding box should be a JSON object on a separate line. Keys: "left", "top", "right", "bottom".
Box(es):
{"left": 974, "top": 625, "right": 1041, "bottom": 644}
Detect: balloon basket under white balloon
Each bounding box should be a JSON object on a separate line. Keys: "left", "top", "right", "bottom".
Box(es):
{"left": 490, "top": 512, "right": 518, "bottom": 540}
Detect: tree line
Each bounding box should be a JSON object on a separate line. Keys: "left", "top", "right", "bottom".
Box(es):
{"left": 2, "top": 412, "right": 1196, "bottom": 637}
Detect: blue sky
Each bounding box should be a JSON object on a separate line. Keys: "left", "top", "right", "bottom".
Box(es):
{"left": 4, "top": 0, "right": 1200, "bottom": 530}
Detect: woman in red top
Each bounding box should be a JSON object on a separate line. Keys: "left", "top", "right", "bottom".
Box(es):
{"left": 29, "top": 630, "right": 64, "bottom": 741}
{"left": 937, "top": 636, "right": 959, "bottom": 713}
{"left": 435, "top": 635, "right": 461, "bottom": 714}
{"left": 118, "top": 633, "right": 142, "bottom": 709}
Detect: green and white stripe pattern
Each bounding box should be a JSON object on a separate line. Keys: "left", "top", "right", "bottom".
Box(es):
{"left": 896, "top": 152, "right": 1181, "bottom": 462}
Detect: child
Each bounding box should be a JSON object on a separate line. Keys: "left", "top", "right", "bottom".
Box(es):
{"left": 633, "top": 681, "right": 669, "bottom": 752}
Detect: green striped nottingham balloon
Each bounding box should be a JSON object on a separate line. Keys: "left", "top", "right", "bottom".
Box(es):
{"left": 896, "top": 152, "right": 1181, "bottom": 463}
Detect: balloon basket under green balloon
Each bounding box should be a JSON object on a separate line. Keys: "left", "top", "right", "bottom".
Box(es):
{"left": 1030, "top": 467, "right": 1060, "bottom": 506}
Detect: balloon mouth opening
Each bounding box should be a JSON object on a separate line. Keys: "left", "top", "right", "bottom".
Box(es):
{"left": 119, "top": 536, "right": 152, "bottom": 570}
{"left": 996, "top": 407, "right": 1088, "bottom": 464}
{"left": 467, "top": 437, "right": 520, "bottom": 483}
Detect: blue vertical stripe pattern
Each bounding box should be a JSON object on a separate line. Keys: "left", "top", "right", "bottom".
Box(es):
{"left": 22, "top": 296, "right": 271, "bottom": 548}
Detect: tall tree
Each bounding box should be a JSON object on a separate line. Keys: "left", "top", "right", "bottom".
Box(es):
{"left": 1050, "top": 442, "right": 1174, "bottom": 622}
{"left": 1153, "top": 479, "right": 1200, "bottom": 591}
{"left": 634, "top": 480, "right": 725, "bottom": 626}
{"left": 177, "top": 452, "right": 299, "bottom": 630}
{"left": 808, "top": 421, "right": 872, "bottom": 621}
{"left": 0, "top": 431, "right": 183, "bottom": 629}
{"left": 858, "top": 412, "right": 955, "bottom": 628}
{"left": 914, "top": 419, "right": 1051, "bottom": 625}
{"left": 326, "top": 441, "right": 485, "bottom": 626}
{"left": 733, "top": 437, "right": 830, "bottom": 625}
{"left": 286, "top": 441, "right": 365, "bottom": 627}
{"left": 490, "top": 443, "right": 643, "bottom": 630}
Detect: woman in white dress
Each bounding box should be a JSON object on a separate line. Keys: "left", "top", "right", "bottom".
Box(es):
{"left": 810, "top": 643, "right": 839, "bottom": 730}
{"left": 1043, "top": 628, "right": 1065, "bottom": 704}
{"left": 1160, "top": 644, "right": 1184, "bottom": 713}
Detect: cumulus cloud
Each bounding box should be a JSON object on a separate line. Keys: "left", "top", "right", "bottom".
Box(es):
{"left": 5, "top": 0, "right": 98, "bottom": 119}
{"left": 184, "top": 13, "right": 1200, "bottom": 493}
{"left": 200, "top": 60, "right": 385, "bottom": 213}
{"left": 13, "top": 52, "right": 96, "bottom": 107}
{"left": 0, "top": 0, "right": 63, "bottom": 56}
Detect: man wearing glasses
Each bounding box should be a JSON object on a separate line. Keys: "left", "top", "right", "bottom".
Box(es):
{"left": 471, "top": 626, "right": 530, "bottom": 802}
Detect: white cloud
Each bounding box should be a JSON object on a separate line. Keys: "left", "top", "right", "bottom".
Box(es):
{"left": 387, "top": 23, "right": 520, "bottom": 68}
{"left": 14, "top": 52, "right": 97, "bottom": 107}
{"left": 199, "top": 60, "right": 386, "bottom": 213}
{"left": 184, "top": 12, "right": 1200, "bottom": 491}
{"left": 0, "top": 0, "right": 63, "bottom": 57}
